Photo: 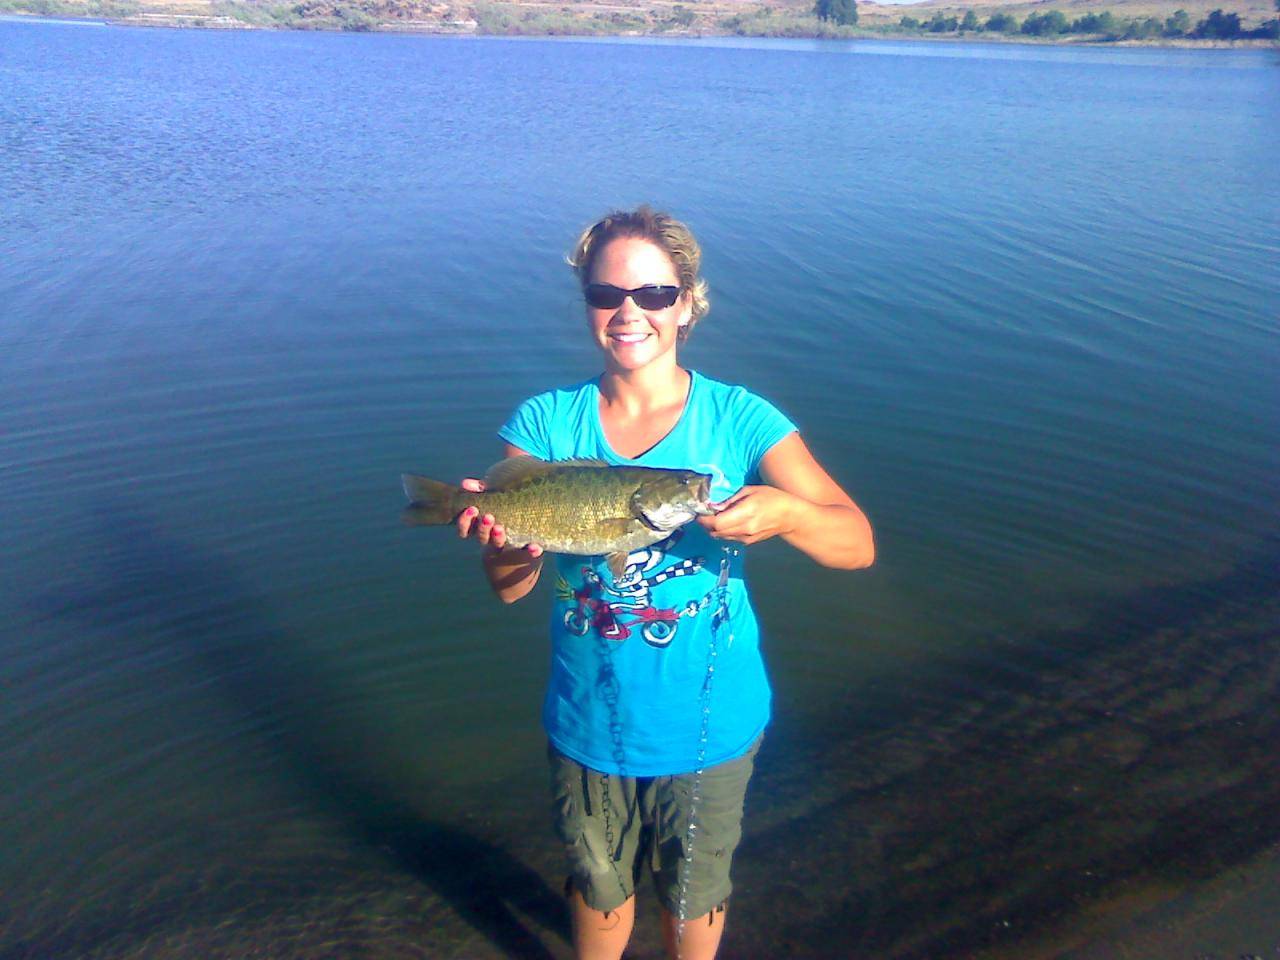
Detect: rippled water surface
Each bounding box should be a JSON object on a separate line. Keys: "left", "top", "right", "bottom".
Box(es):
{"left": 2, "top": 21, "right": 1278, "bottom": 959}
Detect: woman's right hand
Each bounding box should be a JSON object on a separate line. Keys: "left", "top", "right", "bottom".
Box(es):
{"left": 455, "top": 478, "right": 496, "bottom": 546}
{"left": 463, "top": 443, "right": 545, "bottom": 604}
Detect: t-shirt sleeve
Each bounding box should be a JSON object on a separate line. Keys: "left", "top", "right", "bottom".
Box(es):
{"left": 498, "top": 392, "right": 554, "bottom": 460}
{"left": 733, "top": 387, "right": 798, "bottom": 476}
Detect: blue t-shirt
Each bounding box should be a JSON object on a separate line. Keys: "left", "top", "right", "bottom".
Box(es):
{"left": 499, "top": 370, "right": 797, "bottom": 776}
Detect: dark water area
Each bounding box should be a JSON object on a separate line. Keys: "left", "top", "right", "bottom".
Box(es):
{"left": 2, "top": 20, "right": 1279, "bottom": 959}
{"left": 7, "top": 515, "right": 1279, "bottom": 958}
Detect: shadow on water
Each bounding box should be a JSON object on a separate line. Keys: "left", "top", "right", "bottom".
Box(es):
{"left": 20, "top": 504, "right": 568, "bottom": 960}
{"left": 735, "top": 541, "right": 1280, "bottom": 959}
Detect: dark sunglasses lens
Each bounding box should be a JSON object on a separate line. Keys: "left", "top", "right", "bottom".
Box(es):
{"left": 632, "top": 286, "right": 681, "bottom": 310}
{"left": 585, "top": 284, "right": 625, "bottom": 309}
{"left": 585, "top": 284, "right": 681, "bottom": 310}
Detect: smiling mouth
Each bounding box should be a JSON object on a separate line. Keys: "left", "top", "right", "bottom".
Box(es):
{"left": 610, "top": 333, "right": 649, "bottom": 343}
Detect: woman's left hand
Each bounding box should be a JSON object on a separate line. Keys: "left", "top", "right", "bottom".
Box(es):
{"left": 697, "top": 486, "right": 798, "bottom": 545}
{"left": 695, "top": 433, "right": 875, "bottom": 569}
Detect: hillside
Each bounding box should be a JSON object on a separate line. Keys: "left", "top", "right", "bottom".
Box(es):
{"left": 2, "top": 0, "right": 1275, "bottom": 40}
{"left": 856, "top": 0, "right": 1275, "bottom": 27}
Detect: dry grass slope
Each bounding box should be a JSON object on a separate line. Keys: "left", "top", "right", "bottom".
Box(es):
{"left": 2, "top": 0, "right": 1274, "bottom": 41}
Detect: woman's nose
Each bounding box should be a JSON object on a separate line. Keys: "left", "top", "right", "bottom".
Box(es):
{"left": 616, "top": 293, "right": 645, "bottom": 320}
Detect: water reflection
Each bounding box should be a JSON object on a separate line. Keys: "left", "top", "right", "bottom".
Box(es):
{"left": 17, "top": 505, "right": 567, "bottom": 960}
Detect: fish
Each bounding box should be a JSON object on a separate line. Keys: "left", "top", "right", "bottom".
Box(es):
{"left": 402, "top": 456, "right": 715, "bottom": 578}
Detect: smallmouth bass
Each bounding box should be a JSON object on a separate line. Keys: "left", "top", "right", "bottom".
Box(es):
{"left": 402, "top": 456, "right": 715, "bottom": 577}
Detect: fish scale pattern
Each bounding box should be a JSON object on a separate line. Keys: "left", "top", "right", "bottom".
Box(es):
{"left": 477, "top": 468, "right": 647, "bottom": 555}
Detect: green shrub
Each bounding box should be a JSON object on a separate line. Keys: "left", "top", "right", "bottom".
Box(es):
{"left": 926, "top": 11, "right": 957, "bottom": 31}
{"left": 1194, "top": 8, "right": 1242, "bottom": 37}
{"left": 1070, "top": 10, "right": 1116, "bottom": 33}
{"left": 668, "top": 3, "right": 694, "bottom": 25}
{"left": 1163, "top": 8, "right": 1191, "bottom": 34}
{"left": 814, "top": 0, "right": 856, "bottom": 26}
{"left": 1021, "top": 9, "right": 1067, "bottom": 34}
{"left": 985, "top": 11, "right": 1018, "bottom": 31}
{"left": 1121, "top": 16, "right": 1163, "bottom": 38}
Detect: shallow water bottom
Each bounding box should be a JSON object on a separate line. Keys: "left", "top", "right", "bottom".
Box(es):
{"left": 989, "top": 846, "right": 1280, "bottom": 960}
{"left": 7, "top": 546, "right": 1279, "bottom": 960}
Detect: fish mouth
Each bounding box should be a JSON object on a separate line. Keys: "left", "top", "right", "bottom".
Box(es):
{"left": 691, "top": 474, "right": 716, "bottom": 514}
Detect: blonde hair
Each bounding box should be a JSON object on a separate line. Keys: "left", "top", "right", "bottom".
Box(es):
{"left": 568, "top": 206, "right": 710, "bottom": 341}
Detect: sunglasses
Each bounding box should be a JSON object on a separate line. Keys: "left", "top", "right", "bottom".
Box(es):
{"left": 584, "top": 283, "right": 682, "bottom": 311}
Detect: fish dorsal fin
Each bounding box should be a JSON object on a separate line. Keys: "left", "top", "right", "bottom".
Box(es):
{"left": 482, "top": 456, "right": 554, "bottom": 490}
{"left": 482, "top": 456, "right": 609, "bottom": 491}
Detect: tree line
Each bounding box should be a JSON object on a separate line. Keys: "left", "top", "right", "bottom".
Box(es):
{"left": 897, "top": 6, "right": 1279, "bottom": 39}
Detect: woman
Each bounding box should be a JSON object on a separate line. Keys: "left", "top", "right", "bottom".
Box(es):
{"left": 457, "top": 207, "right": 874, "bottom": 960}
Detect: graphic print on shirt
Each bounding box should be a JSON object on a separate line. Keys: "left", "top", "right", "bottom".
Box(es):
{"left": 556, "top": 530, "right": 712, "bottom": 648}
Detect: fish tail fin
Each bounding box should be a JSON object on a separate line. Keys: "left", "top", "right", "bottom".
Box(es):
{"left": 401, "top": 474, "right": 465, "bottom": 526}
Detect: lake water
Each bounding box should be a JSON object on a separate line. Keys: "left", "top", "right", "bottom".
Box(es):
{"left": 2, "top": 19, "right": 1278, "bottom": 959}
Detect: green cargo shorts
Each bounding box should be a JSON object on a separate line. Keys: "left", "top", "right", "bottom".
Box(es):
{"left": 547, "top": 738, "right": 761, "bottom": 919}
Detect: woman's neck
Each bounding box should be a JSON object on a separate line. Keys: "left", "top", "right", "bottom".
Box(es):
{"left": 597, "top": 365, "right": 692, "bottom": 460}
{"left": 598, "top": 364, "right": 691, "bottom": 417}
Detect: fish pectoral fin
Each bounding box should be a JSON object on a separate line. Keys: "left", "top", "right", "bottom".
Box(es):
{"left": 593, "top": 518, "right": 639, "bottom": 581}
{"left": 606, "top": 552, "right": 629, "bottom": 580}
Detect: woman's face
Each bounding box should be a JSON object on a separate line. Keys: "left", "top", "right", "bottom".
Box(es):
{"left": 586, "top": 236, "right": 692, "bottom": 374}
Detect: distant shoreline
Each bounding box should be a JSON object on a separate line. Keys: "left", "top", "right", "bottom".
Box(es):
{"left": 3, "top": 9, "right": 1276, "bottom": 46}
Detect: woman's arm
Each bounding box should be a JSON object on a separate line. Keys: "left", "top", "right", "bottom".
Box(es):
{"left": 697, "top": 432, "right": 875, "bottom": 570}
{"left": 456, "top": 443, "right": 546, "bottom": 603}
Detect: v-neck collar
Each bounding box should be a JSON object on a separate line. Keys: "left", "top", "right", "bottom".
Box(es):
{"left": 591, "top": 370, "right": 698, "bottom": 463}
